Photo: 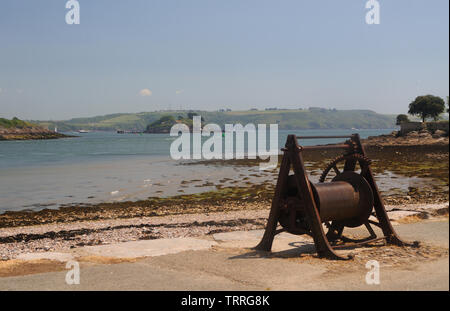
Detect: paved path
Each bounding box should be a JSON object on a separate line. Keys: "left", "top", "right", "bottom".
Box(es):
{"left": 0, "top": 220, "right": 448, "bottom": 290}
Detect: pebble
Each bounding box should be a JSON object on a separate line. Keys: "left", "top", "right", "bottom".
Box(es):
{"left": 0, "top": 203, "right": 447, "bottom": 261}
{"left": 0, "top": 209, "right": 269, "bottom": 260}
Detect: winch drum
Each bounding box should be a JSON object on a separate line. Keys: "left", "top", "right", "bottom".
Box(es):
{"left": 281, "top": 171, "right": 374, "bottom": 232}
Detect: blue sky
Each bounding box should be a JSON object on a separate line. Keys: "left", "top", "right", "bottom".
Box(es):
{"left": 0, "top": 0, "right": 448, "bottom": 120}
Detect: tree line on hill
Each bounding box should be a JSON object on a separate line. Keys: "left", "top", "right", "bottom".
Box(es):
{"left": 35, "top": 109, "right": 397, "bottom": 132}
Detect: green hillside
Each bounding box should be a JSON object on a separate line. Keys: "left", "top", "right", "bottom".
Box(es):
{"left": 0, "top": 117, "right": 34, "bottom": 129}
{"left": 34, "top": 108, "right": 397, "bottom": 132}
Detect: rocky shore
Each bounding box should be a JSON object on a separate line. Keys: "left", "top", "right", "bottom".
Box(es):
{"left": 362, "top": 129, "right": 448, "bottom": 146}
{"left": 0, "top": 126, "right": 70, "bottom": 141}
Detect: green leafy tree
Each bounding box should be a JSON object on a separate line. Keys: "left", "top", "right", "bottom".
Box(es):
{"left": 145, "top": 115, "right": 176, "bottom": 132}
{"left": 408, "top": 95, "right": 445, "bottom": 122}
{"left": 0, "top": 117, "right": 32, "bottom": 129}
{"left": 187, "top": 112, "right": 204, "bottom": 122}
{"left": 395, "top": 114, "right": 409, "bottom": 125}
{"left": 158, "top": 115, "right": 175, "bottom": 123}
{"left": 187, "top": 112, "right": 198, "bottom": 119}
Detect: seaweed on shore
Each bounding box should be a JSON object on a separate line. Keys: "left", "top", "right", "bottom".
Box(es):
{"left": 0, "top": 143, "right": 447, "bottom": 228}
{"left": 0, "top": 183, "right": 275, "bottom": 228}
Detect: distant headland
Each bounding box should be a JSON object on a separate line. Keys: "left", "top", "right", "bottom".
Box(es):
{"left": 34, "top": 108, "right": 400, "bottom": 132}
{"left": 0, "top": 117, "right": 70, "bottom": 141}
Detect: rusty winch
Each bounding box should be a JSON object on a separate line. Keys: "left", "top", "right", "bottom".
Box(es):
{"left": 256, "top": 134, "right": 416, "bottom": 260}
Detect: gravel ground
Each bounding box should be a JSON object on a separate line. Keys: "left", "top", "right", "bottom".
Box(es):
{"left": 0, "top": 207, "right": 269, "bottom": 260}
{"left": 0, "top": 203, "right": 448, "bottom": 261}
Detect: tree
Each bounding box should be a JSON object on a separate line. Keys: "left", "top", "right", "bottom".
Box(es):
{"left": 187, "top": 112, "right": 204, "bottom": 122}
{"left": 158, "top": 115, "right": 175, "bottom": 123}
{"left": 408, "top": 95, "right": 445, "bottom": 122}
{"left": 446, "top": 96, "right": 449, "bottom": 113}
{"left": 396, "top": 114, "right": 409, "bottom": 125}
{"left": 187, "top": 112, "right": 198, "bottom": 119}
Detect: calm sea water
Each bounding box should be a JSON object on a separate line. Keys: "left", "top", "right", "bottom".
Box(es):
{"left": 0, "top": 129, "right": 394, "bottom": 213}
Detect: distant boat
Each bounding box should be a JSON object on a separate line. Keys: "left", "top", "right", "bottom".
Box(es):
{"left": 54, "top": 126, "right": 58, "bottom": 133}
{"left": 78, "top": 130, "right": 90, "bottom": 133}
{"left": 117, "top": 130, "right": 143, "bottom": 134}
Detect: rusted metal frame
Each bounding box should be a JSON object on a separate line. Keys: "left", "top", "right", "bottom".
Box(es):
{"left": 343, "top": 158, "right": 358, "bottom": 172}
{"left": 337, "top": 223, "right": 378, "bottom": 245}
{"left": 281, "top": 144, "right": 351, "bottom": 152}
{"left": 364, "top": 221, "right": 377, "bottom": 238}
{"left": 275, "top": 228, "right": 286, "bottom": 235}
{"left": 325, "top": 222, "right": 345, "bottom": 242}
{"left": 343, "top": 154, "right": 358, "bottom": 172}
{"left": 301, "top": 144, "right": 350, "bottom": 151}
{"left": 287, "top": 135, "right": 350, "bottom": 260}
{"left": 307, "top": 134, "right": 387, "bottom": 251}
{"left": 324, "top": 139, "right": 357, "bottom": 240}
{"left": 255, "top": 146, "right": 291, "bottom": 252}
{"left": 326, "top": 224, "right": 344, "bottom": 242}
{"left": 331, "top": 236, "right": 388, "bottom": 249}
{"left": 257, "top": 133, "right": 415, "bottom": 260}
{"left": 352, "top": 133, "right": 413, "bottom": 246}
{"left": 325, "top": 137, "right": 358, "bottom": 239}
{"left": 327, "top": 220, "right": 378, "bottom": 247}
{"left": 296, "top": 135, "right": 352, "bottom": 139}
{"left": 368, "top": 219, "right": 382, "bottom": 228}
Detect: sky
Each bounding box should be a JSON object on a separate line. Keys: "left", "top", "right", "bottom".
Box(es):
{"left": 0, "top": 0, "right": 448, "bottom": 120}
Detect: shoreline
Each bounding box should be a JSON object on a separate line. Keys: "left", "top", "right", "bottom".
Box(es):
{"left": 0, "top": 131, "right": 73, "bottom": 141}
{"left": 0, "top": 202, "right": 448, "bottom": 261}
{"left": 0, "top": 134, "right": 448, "bottom": 264}
{"left": 1, "top": 140, "right": 448, "bottom": 227}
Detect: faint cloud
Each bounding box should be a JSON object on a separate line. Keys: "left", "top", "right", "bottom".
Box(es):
{"left": 175, "top": 89, "right": 184, "bottom": 95}
{"left": 139, "top": 88, "right": 152, "bottom": 97}
{"left": 16, "top": 89, "right": 24, "bottom": 94}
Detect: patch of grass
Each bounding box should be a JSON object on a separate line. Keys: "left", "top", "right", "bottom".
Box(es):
{"left": 0, "top": 117, "right": 33, "bottom": 129}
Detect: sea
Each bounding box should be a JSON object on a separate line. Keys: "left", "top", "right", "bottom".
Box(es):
{"left": 0, "top": 129, "right": 395, "bottom": 213}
